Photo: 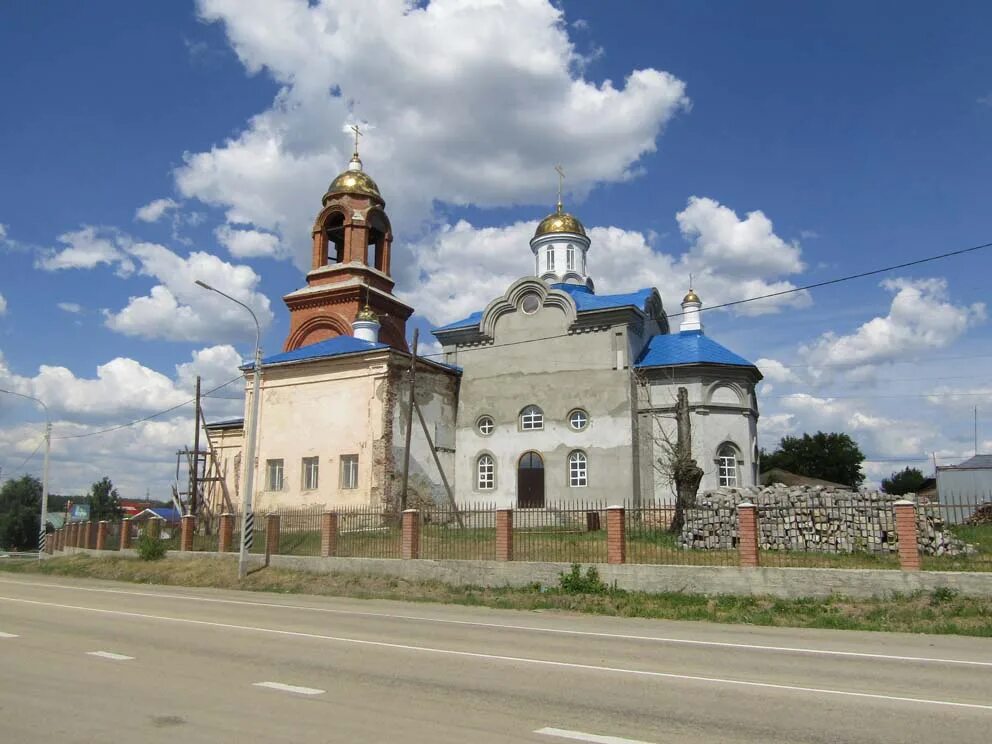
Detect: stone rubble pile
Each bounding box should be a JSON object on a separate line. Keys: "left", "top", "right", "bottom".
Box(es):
{"left": 679, "top": 484, "right": 974, "bottom": 556}
{"left": 965, "top": 502, "right": 992, "bottom": 526}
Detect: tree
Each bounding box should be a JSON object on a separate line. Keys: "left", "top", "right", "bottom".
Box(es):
{"left": 761, "top": 431, "right": 865, "bottom": 488}
{"left": 0, "top": 475, "right": 41, "bottom": 550}
{"left": 881, "top": 466, "right": 927, "bottom": 496}
{"left": 87, "top": 477, "right": 123, "bottom": 521}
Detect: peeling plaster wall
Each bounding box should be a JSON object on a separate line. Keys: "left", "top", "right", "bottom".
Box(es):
{"left": 389, "top": 362, "right": 460, "bottom": 508}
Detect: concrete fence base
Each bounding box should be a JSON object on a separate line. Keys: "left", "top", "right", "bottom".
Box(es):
{"left": 55, "top": 546, "right": 992, "bottom": 600}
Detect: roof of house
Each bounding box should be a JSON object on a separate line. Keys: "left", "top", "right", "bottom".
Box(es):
{"left": 132, "top": 507, "right": 182, "bottom": 522}
{"left": 942, "top": 454, "right": 992, "bottom": 470}
{"left": 433, "top": 283, "right": 655, "bottom": 333}
{"left": 634, "top": 330, "right": 757, "bottom": 370}
{"left": 204, "top": 417, "right": 244, "bottom": 430}
{"left": 759, "top": 468, "right": 854, "bottom": 490}
{"left": 249, "top": 336, "right": 389, "bottom": 368}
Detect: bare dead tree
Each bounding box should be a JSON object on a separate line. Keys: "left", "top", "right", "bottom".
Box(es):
{"left": 635, "top": 373, "right": 704, "bottom": 533}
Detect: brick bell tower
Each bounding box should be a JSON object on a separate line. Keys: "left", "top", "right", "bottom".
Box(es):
{"left": 282, "top": 133, "right": 412, "bottom": 352}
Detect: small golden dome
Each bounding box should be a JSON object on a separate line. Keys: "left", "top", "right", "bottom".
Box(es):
{"left": 535, "top": 210, "right": 586, "bottom": 238}
{"left": 325, "top": 156, "right": 382, "bottom": 202}
{"left": 355, "top": 304, "right": 379, "bottom": 322}
{"left": 683, "top": 289, "right": 701, "bottom": 305}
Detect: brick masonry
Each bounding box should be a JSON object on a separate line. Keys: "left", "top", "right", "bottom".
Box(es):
{"left": 218, "top": 513, "right": 234, "bottom": 553}
{"left": 95, "top": 521, "right": 108, "bottom": 551}
{"left": 266, "top": 514, "right": 281, "bottom": 557}
{"left": 894, "top": 501, "right": 922, "bottom": 571}
{"left": 496, "top": 509, "right": 513, "bottom": 561}
{"left": 119, "top": 519, "right": 132, "bottom": 550}
{"left": 321, "top": 512, "right": 338, "bottom": 558}
{"left": 181, "top": 515, "right": 195, "bottom": 552}
{"left": 607, "top": 506, "right": 626, "bottom": 564}
{"left": 737, "top": 503, "right": 759, "bottom": 568}
{"left": 402, "top": 509, "right": 420, "bottom": 560}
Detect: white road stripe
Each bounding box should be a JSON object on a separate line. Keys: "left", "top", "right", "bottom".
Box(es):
{"left": 536, "top": 727, "right": 655, "bottom": 744}
{"left": 86, "top": 651, "right": 134, "bottom": 661}
{"left": 1, "top": 578, "right": 987, "bottom": 669}
{"left": 1, "top": 594, "right": 990, "bottom": 713}
{"left": 253, "top": 681, "right": 325, "bottom": 696}
{"left": 0, "top": 631, "right": 19, "bottom": 638}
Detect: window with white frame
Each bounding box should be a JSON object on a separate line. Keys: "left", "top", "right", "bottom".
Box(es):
{"left": 302, "top": 456, "right": 319, "bottom": 490}
{"left": 717, "top": 444, "right": 739, "bottom": 487}
{"left": 265, "top": 459, "right": 284, "bottom": 491}
{"left": 568, "top": 450, "right": 587, "bottom": 487}
{"left": 520, "top": 405, "right": 544, "bottom": 431}
{"left": 340, "top": 454, "right": 359, "bottom": 489}
{"left": 477, "top": 454, "right": 495, "bottom": 490}
{"left": 566, "top": 244, "right": 575, "bottom": 271}
{"left": 477, "top": 415, "right": 494, "bottom": 436}
{"left": 546, "top": 247, "right": 555, "bottom": 272}
{"left": 568, "top": 408, "right": 588, "bottom": 431}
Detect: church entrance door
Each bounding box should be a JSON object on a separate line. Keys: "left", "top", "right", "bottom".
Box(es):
{"left": 517, "top": 452, "right": 545, "bottom": 508}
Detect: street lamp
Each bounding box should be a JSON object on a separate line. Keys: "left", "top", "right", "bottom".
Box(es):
{"left": 194, "top": 279, "right": 261, "bottom": 579}
{"left": 0, "top": 389, "right": 51, "bottom": 558}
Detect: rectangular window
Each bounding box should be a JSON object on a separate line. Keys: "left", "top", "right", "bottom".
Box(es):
{"left": 718, "top": 456, "right": 738, "bottom": 487}
{"left": 566, "top": 245, "right": 575, "bottom": 270}
{"left": 340, "top": 455, "right": 359, "bottom": 489}
{"left": 265, "top": 459, "right": 284, "bottom": 491}
{"left": 546, "top": 248, "right": 555, "bottom": 272}
{"left": 302, "top": 456, "right": 319, "bottom": 490}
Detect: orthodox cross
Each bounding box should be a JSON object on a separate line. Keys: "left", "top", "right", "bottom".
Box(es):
{"left": 555, "top": 164, "right": 565, "bottom": 211}
{"left": 689, "top": 273, "right": 693, "bottom": 290}
{"left": 350, "top": 123, "right": 363, "bottom": 158}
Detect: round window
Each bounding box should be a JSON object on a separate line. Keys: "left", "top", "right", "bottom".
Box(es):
{"left": 477, "top": 416, "right": 495, "bottom": 436}
{"left": 568, "top": 409, "right": 588, "bottom": 431}
{"left": 520, "top": 293, "right": 541, "bottom": 315}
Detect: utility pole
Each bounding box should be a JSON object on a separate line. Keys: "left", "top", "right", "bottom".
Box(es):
{"left": 190, "top": 376, "right": 201, "bottom": 516}
{"left": 400, "top": 328, "right": 419, "bottom": 512}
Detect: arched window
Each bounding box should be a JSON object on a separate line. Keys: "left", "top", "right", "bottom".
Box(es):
{"left": 477, "top": 454, "right": 495, "bottom": 490}
{"left": 520, "top": 405, "right": 544, "bottom": 431}
{"left": 566, "top": 244, "right": 575, "bottom": 271}
{"left": 568, "top": 450, "right": 587, "bottom": 487}
{"left": 717, "top": 444, "right": 739, "bottom": 487}
{"left": 546, "top": 247, "right": 555, "bottom": 272}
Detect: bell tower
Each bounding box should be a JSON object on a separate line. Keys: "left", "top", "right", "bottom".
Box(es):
{"left": 282, "top": 127, "right": 412, "bottom": 351}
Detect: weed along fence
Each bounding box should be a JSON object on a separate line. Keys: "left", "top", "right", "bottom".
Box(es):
{"left": 49, "top": 492, "right": 992, "bottom": 573}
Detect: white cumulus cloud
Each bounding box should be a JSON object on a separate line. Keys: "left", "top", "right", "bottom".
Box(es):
{"left": 35, "top": 226, "right": 135, "bottom": 275}
{"left": 177, "top": 0, "right": 690, "bottom": 272}
{"left": 135, "top": 198, "right": 180, "bottom": 223}
{"left": 0, "top": 293, "right": 6, "bottom": 316}
{"left": 214, "top": 224, "right": 285, "bottom": 259}
{"left": 56, "top": 302, "right": 82, "bottom": 314}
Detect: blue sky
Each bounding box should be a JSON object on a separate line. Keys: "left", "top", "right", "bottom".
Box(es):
{"left": 1, "top": 0, "right": 991, "bottom": 496}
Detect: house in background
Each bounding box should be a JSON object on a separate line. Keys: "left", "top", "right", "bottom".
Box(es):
{"left": 936, "top": 455, "right": 992, "bottom": 521}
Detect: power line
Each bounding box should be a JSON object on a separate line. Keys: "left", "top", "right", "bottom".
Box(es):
{"left": 14, "top": 437, "right": 45, "bottom": 470}
{"left": 419, "top": 237, "right": 992, "bottom": 359}
{"left": 52, "top": 375, "right": 243, "bottom": 441}
{"left": 766, "top": 390, "right": 991, "bottom": 401}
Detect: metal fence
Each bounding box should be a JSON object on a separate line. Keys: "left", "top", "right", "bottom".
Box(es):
{"left": 628, "top": 501, "right": 739, "bottom": 566}
{"left": 421, "top": 502, "right": 497, "bottom": 561}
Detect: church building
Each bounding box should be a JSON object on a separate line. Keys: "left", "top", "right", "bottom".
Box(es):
{"left": 207, "top": 148, "right": 761, "bottom": 513}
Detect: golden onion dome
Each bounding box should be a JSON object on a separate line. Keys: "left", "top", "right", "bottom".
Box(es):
{"left": 324, "top": 155, "right": 382, "bottom": 203}
{"left": 355, "top": 304, "right": 379, "bottom": 322}
{"left": 534, "top": 206, "right": 586, "bottom": 238}
{"left": 683, "top": 289, "right": 701, "bottom": 305}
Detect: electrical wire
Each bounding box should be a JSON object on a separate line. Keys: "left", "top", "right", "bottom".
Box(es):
{"left": 417, "top": 238, "right": 992, "bottom": 359}
{"left": 52, "top": 375, "right": 244, "bottom": 441}
{"left": 15, "top": 437, "right": 45, "bottom": 470}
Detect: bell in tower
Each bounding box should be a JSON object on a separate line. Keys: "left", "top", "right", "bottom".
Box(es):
{"left": 282, "top": 126, "right": 413, "bottom": 352}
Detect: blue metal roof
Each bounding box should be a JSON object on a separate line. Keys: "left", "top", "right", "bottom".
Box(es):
{"left": 247, "top": 336, "right": 388, "bottom": 368}
{"left": 635, "top": 330, "right": 757, "bottom": 370}
{"left": 433, "top": 284, "right": 654, "bottom": 333}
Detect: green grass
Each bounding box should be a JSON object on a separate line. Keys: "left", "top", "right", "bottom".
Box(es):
{"left": 4, "top": 554, "right": 991, "bottom": 637}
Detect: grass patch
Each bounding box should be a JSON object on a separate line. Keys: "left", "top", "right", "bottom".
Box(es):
{"left": 4, "top": 554, "right": 991, "bottom": 637}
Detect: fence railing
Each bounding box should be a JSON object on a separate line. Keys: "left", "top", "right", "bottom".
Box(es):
{"left": 49, "top": 496, "right": 992, "bottom": 573}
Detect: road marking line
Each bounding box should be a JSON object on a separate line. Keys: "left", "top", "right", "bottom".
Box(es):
{"left": 253, "top": 681, "right": 325, "bottom": 696}
{"left": 0, "top": 631, "right": 19, "bottom": 638}
{"left": 1, "top": 594, "right": 990, "bottom": 712}
{"left": 1, "top": 578, "right": 987, "bottom": 669}
{"left": 536, "top": 727, "right": 654, "bottom": 744}
{"left": 86, "top": 651, "right": 134, "bottom": 661}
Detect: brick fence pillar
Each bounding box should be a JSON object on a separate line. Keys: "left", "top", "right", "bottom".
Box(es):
{"left": 607, "top": 505, "right": 626, "bottom": 564}
{"left": 737, "top": 502, "right": 760, "bottom": 568}
{"left": 45, "top": 531, "right": 53, "bottom": 554}
{"left": 180, "top": 515, "right": 195, "bottom": 552}
{"left": 218, "top": 513, "right": 234, "bottom": 553}
{"left": 146, "top": 519, "right": 162, "bottom": 540}
{"left": 496, "top": 508, "right": 513, "bottom": 561}
{"left": 320, "top": 512, "right": 338, "bottom": 557}
{"left": 84, "top": 521, "right": 95, "bottom": 549}
{"left": 119, "top": 519, "right": 132, "bottom": 550}
{"left": 894, "top": 499, "right": 921, "bottom": 571}
{"left": 57, "top": 528, "right": 65, "bottom": 551}
{"left": 96, "top": 521, "right": 108, "bottom": 551}
{"left": 65, "top": 523, "right": 74, "bottom": 548}
{"left": 265, "top": 513, "right": 281, "bottom": 557}
{"left": 402, "top": 509, "right": 420, "bottom": 560}
{"left": 72, "top": 522, "right": 81, "bottom": 548}
{"left": 52, "top": 529, "right": 60, "bottom": 552}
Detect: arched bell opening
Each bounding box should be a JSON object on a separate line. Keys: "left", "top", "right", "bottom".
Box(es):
{"left": 367, "top": 209, "right": 391, "bottom": 275}
{"left": 323, "top": 211, "right": 346, "bottom": 265}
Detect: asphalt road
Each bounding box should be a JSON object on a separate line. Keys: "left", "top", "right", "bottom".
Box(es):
{"left": 0, "top": 575, "right": 990, "bottom": 743}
